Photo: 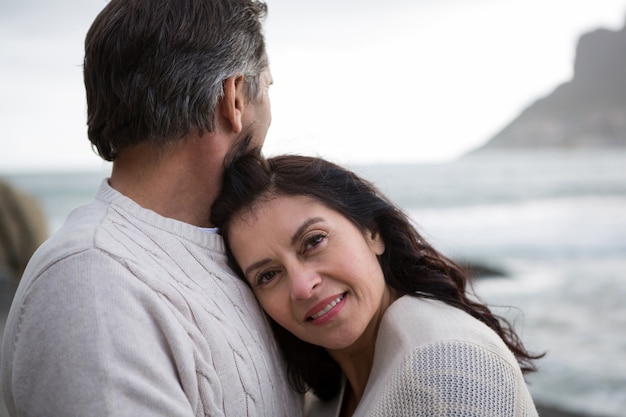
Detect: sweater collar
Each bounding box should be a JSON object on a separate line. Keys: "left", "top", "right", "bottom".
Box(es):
{"left": 96, "top": 179, "right": 226, "bottom": 253}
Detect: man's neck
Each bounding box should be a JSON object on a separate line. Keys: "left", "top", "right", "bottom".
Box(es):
{"left": 108, "top": 134, "right": 226, "bottom": 228}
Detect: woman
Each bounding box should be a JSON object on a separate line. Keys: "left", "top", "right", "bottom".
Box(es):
{"left": 211, "top": 150, "right": 542, "bottom": 417}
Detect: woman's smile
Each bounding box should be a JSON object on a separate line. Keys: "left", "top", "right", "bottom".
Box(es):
{"left": 306, "top": 292, "right": 347, "bottom": 323}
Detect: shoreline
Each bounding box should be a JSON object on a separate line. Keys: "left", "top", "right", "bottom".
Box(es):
{"left": 537, "top": 404, "right": 599, "bottom": 417}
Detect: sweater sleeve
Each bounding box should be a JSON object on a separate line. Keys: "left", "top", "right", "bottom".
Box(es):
{"left": 365, "top": 340, "right": 538, "bottom": 417}
{"left": 3, "top": 249, "right": 195, "bottom": 417}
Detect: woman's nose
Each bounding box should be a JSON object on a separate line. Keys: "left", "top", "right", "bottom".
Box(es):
{"left": 289, "top": 265, "right": 321, "bottom": 300}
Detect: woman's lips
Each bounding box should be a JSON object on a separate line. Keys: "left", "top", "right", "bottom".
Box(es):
{"left": 305, "top": 292, "right": 347, "bottom": 322}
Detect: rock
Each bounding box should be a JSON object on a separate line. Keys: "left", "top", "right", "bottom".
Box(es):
{"left": 0, "top": 179, "right": 48, "bottom": 283}
{"left": 456, "top": 259, "right": 508, "bottom": 280}
{"left": 473, "top": 17, "right": 626, "bottom": 151}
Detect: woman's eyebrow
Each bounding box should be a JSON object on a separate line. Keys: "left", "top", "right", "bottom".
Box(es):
{"left": 243, "top": 218, "right": 325, "bottom": 277}
{"left": 244, "top": 258, "right": 271, "bottom": 277}
{"left": 291, "top": 217, "right": 324, "bottom": 246}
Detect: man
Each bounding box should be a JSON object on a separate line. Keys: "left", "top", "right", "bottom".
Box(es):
{"left": 0, "top": 1, "right": 302, "bottom": 416}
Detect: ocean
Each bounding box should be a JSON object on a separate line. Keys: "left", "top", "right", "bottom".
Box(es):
{"left": 2, "top": 150, "right": 625, "bottom": 416}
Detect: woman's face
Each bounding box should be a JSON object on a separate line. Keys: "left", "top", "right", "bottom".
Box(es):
{"left": 227, "top": 194, "right": 394, "bottom": 354}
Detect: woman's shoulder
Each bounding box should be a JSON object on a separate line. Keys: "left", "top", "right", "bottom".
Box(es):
{"left": 376, "top": 295, "right": 513, "bottom": 363}
{"left": 355, "top": 296, "right": 537, "bottom": 417}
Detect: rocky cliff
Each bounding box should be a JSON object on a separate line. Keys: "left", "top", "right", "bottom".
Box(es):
{"left": 474, "top": 18, "right": 626, "bottom": 150}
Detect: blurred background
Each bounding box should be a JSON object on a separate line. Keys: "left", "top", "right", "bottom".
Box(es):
{"left": 1, "top": 1, "right": 625, "bottom": 416}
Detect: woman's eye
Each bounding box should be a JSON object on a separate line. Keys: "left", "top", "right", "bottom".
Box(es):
{"left": 256, "top": 270, "right": 277, "bottom": 286}
{"left": 304, "top": 233, "right": 326, "bottom": 250}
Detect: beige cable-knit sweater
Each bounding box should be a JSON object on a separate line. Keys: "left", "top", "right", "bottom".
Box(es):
{"left": 1, "top": 180, "right": 302, "bottom": 417}
{"left": 306, "top": 296, "right": 538, "bottom": 417}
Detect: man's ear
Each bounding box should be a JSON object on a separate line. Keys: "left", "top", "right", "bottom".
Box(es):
{"left": 220, "top": 74, "right": 246, "bottom": 134}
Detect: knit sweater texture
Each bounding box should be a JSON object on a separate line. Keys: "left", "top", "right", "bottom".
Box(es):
{"left": 306, "top": 295, "right": 538, "bottom": 417}
{"left": 0, "top": 180, "right": 302, "bottom": 417}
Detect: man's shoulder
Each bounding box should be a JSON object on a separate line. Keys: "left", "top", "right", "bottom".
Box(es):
{"left": 26, "top": 200, "right": 111, "bottom": 271}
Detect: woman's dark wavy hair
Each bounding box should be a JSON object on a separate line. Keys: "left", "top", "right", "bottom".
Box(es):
{"left": 211, "top": 149, "right": 543, "bottom": 401}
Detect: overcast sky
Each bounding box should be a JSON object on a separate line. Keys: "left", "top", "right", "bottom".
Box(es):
{"left": 1, "top": 0, "right": 625, "bottom": 172}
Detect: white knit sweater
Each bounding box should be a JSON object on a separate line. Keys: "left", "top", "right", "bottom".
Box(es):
{"left": 306, "top": 296, "right": 538, "bottom": 417}
{"left": 1, "top": 180, "right": 302, "bottom": 417}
